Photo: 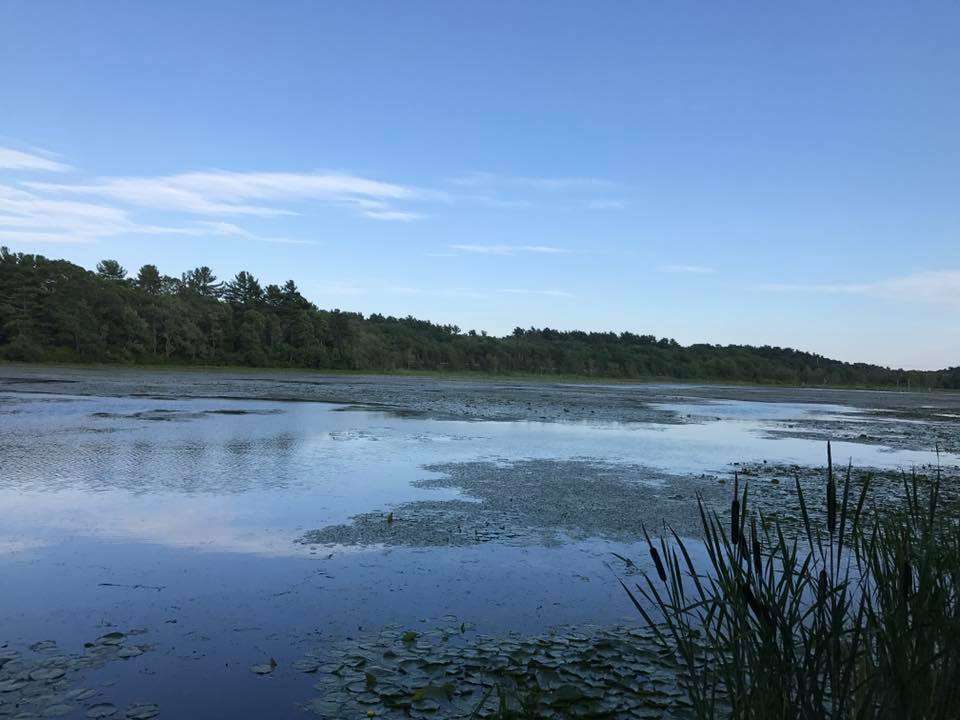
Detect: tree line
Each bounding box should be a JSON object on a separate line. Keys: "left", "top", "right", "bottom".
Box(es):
{"left": 1, "top": 248, "right": 957, "bottom": 389}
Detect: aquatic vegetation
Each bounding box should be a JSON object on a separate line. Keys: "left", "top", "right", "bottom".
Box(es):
{"left": 299, "top": 619, "right": 691, "bottom": 719}
{"left": 0, "top": 631, "right": 158, "bottom": 719}
{"left": 722, "top": 460, "right": 960, "bottom": 541}
{"left": 299, "top": 460, "right": 714, "bottom": 548}
{"left": 624, "top": 444, "right": 960, "bottom": 719}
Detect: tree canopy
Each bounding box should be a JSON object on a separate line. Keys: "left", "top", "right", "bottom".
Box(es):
{"left": 1, "top": 249, "right": 957, "bottom": 389}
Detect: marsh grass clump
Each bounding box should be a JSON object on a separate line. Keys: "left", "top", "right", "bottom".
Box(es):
{"left": 623, "top": 443, "right": 960, "bottom": 719}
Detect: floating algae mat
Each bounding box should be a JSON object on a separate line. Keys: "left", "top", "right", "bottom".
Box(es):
{"left": 298, "top": 620, "right": 690, "bottom": 719}
{"left": 0, "top": 632, "right": 158, "bottom": 719}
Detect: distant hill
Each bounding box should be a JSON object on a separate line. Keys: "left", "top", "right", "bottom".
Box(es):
{"left": 1, "top": 248, "right": 957, "bottom": 389}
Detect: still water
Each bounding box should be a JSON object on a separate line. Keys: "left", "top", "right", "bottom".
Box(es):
{"left": 0, "top": 380, "right": 955, "bottom": 718}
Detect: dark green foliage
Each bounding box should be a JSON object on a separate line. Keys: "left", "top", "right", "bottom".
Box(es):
{"left": 2, "top": 249, "right": 959, "bottom": 387}
{"left": 95, "top": 259, "right": 127, "bottom": 282}
{"left": 625, "top": 448, "right": 960, "bottom": 719}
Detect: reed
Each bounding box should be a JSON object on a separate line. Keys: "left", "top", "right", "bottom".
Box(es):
{"left": 621, "top": 443, "right": 960, "bottom": 719}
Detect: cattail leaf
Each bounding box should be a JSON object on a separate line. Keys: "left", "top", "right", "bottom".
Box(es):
{"left": 751, "top": 521, "right": 763, "bottom": 578}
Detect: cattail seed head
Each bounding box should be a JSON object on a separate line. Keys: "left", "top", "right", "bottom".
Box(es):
{"left": 649, "top": 545, "right": 667, "bottom": 583}
{"left": 740, "top": 581, "right": 772, "bottom": 627}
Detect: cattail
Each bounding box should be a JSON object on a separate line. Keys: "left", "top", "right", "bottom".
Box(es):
{"left": 818, "top": 568, "right": 828, "bottom": 601}
{"left": 673, "top": 552, "right": 685, "bottom": 598}
{"left": 752, "top": 524, "right": 763, "bottom": 577}
{"left": 731, "top": 473, "right": 741, "bottom": 545}
{"left": 642, "top": 524, "right": 668, "bottom": 583}
{"left": 649, "top": 544, "right": 667, "bottom": 583}
{"left": 900, "top": 561, "right": 912, "bottom": 600}
{"left": 741, "top": 581, "right": 772, "bottom": 627}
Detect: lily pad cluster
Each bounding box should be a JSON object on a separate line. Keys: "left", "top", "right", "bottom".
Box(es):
{"left": 299, "top": 621, "right": 690, "bottom": 719}
{"left": 299, "top": 459, "right": 716, "bottom": 549}
{"left": 0, "top": 633, "right": 158, "bottom": 719}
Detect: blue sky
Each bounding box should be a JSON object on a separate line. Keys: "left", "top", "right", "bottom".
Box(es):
{"left": 1, "top": 1, "right": 958, "bottom": 369}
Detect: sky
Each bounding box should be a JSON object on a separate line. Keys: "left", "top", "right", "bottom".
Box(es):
{"left": 1, "top": 1, "right": 958, "bottom": 370}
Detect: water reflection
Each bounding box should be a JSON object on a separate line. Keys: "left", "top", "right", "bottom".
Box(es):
{"left": 1, "top": 391, "right": 956, "bottom": 559}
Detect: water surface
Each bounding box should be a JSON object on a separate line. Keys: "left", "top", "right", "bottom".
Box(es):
{"left": 1, "top": 371, "right": 956, "bottom": 718}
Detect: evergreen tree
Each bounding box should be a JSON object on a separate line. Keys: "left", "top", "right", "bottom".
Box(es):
{"left": 136, "top": 265, "right": 163, "bottom": 295}
{"left": 96, "top": 259, "right": 128, "bottom": 282}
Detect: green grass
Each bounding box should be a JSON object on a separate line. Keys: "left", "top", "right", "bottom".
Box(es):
{"left": 624, "top": 444, "right": 960, "bottom": 719}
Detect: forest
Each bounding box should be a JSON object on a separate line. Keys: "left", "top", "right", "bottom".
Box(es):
{"left": 1, "top": 248, "right": 958, "bottom": 389}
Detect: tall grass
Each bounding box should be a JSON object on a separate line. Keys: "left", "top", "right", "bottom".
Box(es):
{"left": 622, "top": 443, "right": 960, "bottom": 719}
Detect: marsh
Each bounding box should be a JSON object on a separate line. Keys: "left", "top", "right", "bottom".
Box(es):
{"left": 1, "top": 366, "right": 957, "bottom": 718}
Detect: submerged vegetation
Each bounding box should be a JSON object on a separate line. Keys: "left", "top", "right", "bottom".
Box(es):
{"left": 626, "top": 446, "right": 960, "bottom": 719}
{"left": 3, "top": 250, "right": 960, "bottom": 387}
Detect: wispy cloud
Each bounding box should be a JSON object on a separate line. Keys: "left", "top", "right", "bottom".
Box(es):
{"left": 659, "top": 264, "right": 716, "bottom": 274}
{"left": 192, "top": 221, "right": 315, "bottom": 244}
{"left": 449, "top": 172, "right": 618, "bottom": 192}
{"left": 0, "top": 183, "right": 206, "bottom": 244}
{"left": 0, "top": 146, "right": 72, "bottom": 173}
{"left": 0, "top": 185, "right": 317, "bottom": 245}
{"left": 26, "top": 170, "right": 425, "bottom": 219}
{"left": 449, "top": 244, "right": 569, "bottom": 256}
{"left": 760, "top": 270, "right": 960, "bottom": 304}
{"left": 2, "top": 142, "right": 621, "bottom": 251}
{"left": 1, "top": 144, "right": 434, "bottom": 244}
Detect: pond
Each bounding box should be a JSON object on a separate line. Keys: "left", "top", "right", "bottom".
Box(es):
{"left": 1, "top": 367, "right": 957, "bottom": 718}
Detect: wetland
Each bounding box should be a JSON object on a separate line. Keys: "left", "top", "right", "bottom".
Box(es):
{"left": 1, "top": 365, "right": 958, "bottom": 718}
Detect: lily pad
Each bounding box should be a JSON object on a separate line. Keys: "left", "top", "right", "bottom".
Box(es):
{"left": 85, "top": 705, "right": 118, "bottom": 719}
{"left": 29, "top": 668, "right": 66, "bottom": 682}
{"left": 41, "top": 706, "right": 74, "bottom": 718}
{"left": 42, "top": 703, "right": 74, "bottom": 717}
{"left": 69, "top": 690, "right": 99, "bottom": 701}
{"left": 305, "top": 699, "right": 341, "bottom": 717}
{"left": 291, "top": 660, "right": 319, "bottom": 673}
{"left": 125, "top": 704, "right": 160, "bottom": 719}
{"left": 96, "top": 633, "right": 125, "bottom": 647}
